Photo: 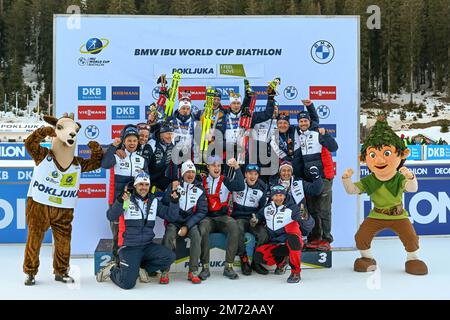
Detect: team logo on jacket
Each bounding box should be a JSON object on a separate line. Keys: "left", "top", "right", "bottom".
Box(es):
{"left": 85, "top": 125, "right": 100, "bottom": 139}
{"left": 284, "top": 86, "right": 298, "bottom": 100}
{"left": 317, "top": 105, "right": 330, "bottom": 119}
{"left": 311, "top": 40, "right": 335, "bottom": 64}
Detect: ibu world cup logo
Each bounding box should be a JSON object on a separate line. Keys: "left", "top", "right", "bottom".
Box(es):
{"left": 80, "top": 38, "right": 110, "bottom": 55}
{"left": 311, "top": 40, "right": 335, "bottom": 64}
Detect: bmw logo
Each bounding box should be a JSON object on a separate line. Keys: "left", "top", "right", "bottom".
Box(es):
{"left": 80, "top": 38, "right": 110, "bottom": 55}
{"left": 284, "top": 86, "right": 298, "bottom": 100}
{"left": 317, "top": 105, "right": 331, "bottom": 119}
{"left": 152, "top": 86, "right": 160, "bottom": 100}
{"left": 311, "top": 40, "right": 335, "bottom": 64}
{"left": 85, "top": 125, "right": 100, "bottom": 139}
{"left": 78, "top": 57, "right": 87, "bottom": 66}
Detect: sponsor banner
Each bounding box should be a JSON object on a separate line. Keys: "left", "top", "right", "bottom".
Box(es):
{"left": 178, "top": 86, "right": 206, "bottom": 101}
{"left": 218, "top": 64, "right": 264, "bottom": 78}
{"left": 424, "top": 145, "right": 450, "bottom": 160}
{"left": 309, "top": 86, "right": 337, "bottom": 100}
{"left": 253, "top": 104, "right": 304, "bottom": 115}
{"left": 154, "top": 64, "right": 217, "bottom": 79}
{"left": 111, "top": 125, "right": 125, "bottom": 139}
{"left": 81, "top": 168, "right": 106, "bottom": 179}
{"left": 279, "top": 105, "right": 305, "bottom": 118}
{"left": 407, "top": 144, "right": 423, "bottom": 161}
{"left": 0, "top": 123, "right": 45, "bottom": 133}
{"left": 361, "top": 164, "right": 450, "bottom": 179}
{"left": 0, "top": 143, "right": 51, "bottom": 161}
{"left": 316, "top": 105, "right": 331, "bottom": 120}
{"left": 0, "top": 168, "right": 33, "bottom": 183}
{"left": 78, "top": 105, "right": 107, "bottom": 120}
{"left": 111, "top": 105, "right": 140, "bottom": 120}
{"left": 251, "top": 86, "right": 269, "bottom": 100}
{"left": 79, "top": 184, "right": 107, "bottom": 198}
{"left": 78, "top": 86, "right": 106, "bottom": 100}
{"left": 320, "top": 124, "right": 337, "bottom": 137}
{"left": 111, "top": 86, "right": 140, "bottom": 100}
{"left": 361, "top": 179, "right": 450, "bottom": 236}
{"left": 213, "top": 86, "right": 239, "bottom": 100}
{"left": 0, "top": 183, "right": 52, "bottom": 243}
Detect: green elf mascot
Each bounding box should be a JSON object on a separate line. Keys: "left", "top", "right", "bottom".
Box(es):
{"left": 342, "top": 115, "right": 428, "bottom": 275}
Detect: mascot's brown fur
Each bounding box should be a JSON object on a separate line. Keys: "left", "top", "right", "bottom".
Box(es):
{"left": 23, "top": 113, "right": 103, "bottom": 285}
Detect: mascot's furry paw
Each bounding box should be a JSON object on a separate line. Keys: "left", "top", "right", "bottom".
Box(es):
{"left": 42, "top": 126, "right": 57, "bottom": 138}
{"left": 405, "top": 260, "right": 428, "bottom": 275}
{"left": 354, "top": 257, "right": 377, "bottom": 272}
{"left": 87, "top": 141, "right": 101, "bottom": 151}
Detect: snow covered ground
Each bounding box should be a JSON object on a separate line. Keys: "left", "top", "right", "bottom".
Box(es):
{"left": 362, "top": 91, "right": 450, "bottom": 142}
{"left": 1, "top": 237, "right": 449, "bottom": 300}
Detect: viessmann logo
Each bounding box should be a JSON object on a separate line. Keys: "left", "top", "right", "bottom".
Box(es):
{"left": 309, "top": 86, "right": 337, "bottom": 100}
{"left": 78, "top": 106, "right": 106, "bottom": 120}
{"left": 79, "top": 184, "right": 107, "bottom": 198}
{"left": 112, "top": 125, "right": 125, "bottom": 139}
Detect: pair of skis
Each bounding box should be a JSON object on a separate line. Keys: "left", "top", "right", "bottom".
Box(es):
{"left": 200, "top": 87, "right": 216, "bottom": 152}
{"left": 150, "top": 71, "right": 181, "bottom": 122}
{"left": 227, "top": 77, "right": 280, "bottom": 179}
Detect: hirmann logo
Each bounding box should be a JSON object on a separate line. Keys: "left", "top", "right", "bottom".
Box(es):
{"left": 309, "top": 86, "right": 337, "bottom": 100}
{"left": 250, "top": 86, "right": 269, "bottom": 100}
{"left": 178, "top": 86, "right": 206, "bottom": 100}
{"left": 78, "top": 86, "right": 106, "bottom": 101}
{"left": 278, "top": 105, "right": 305, "bottom": 118}
{"left": 112, "top": 105, "right": 140, "bottom": 120}
{"left": 112, "top": 125, "right": 125, "bottom": 139}
{"left": 111, "top": 86, "right": 140, "bottom": 101}
{"left": 320, "top": 124, "right": 337, "bottom": 137}
{"left": 78, "top": 106, "right": 106, "bottom": 120}
{"left": 79, "top": 184, "right": 107, "bottom": 198}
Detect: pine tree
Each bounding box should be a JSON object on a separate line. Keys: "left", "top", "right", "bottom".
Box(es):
{"left": 245, "top": 0, "right": 261, "bottom": 15}
{"left": 441, "top": 122, "right": 449, "bottom": 133}
{"left": 107, "top": 0, "right": 137, "bottom": 14}
{"left": 140, "top": 0, "right": 162, "bottom": 14}
{"left": 205, "top": 0, "right": 230, "bottom": 15}
{"left": 285, "top": 0, "right": 298, "bottom": 15}
{"left": 86, "top": 0, "right": 110, "bottom": 13}
{"left": 169, "top": 0, "right": 199, "bottom": 15}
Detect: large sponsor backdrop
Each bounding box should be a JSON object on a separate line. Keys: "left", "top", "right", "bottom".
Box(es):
{"left": 52, "top": 15, "right": 359, "bottom": 254}
{"left": 360, "top": 163, "right": 450, "bottom": 236}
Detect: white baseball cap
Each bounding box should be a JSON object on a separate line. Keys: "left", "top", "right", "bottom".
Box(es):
{"left": 181, "top": 160, "right": 196, "bottom": 176}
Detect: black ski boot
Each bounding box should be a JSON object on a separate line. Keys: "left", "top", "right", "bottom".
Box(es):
{"left": 287, "top": 272, "right": 301, "bottom": 283}
{"left": 223, "top": 263, "right": 239, "bottom": 280}
{"left": 240, "top": 255, "right": 252, "bottom": 276}
{"left": 274, "top": 257, "right": 288, "bottom": 275}
{"left": 251, "top": 260, "right": 269, "bottom": 275}
{"left": 198, "top": 264, "right": 211, "bottom": 280}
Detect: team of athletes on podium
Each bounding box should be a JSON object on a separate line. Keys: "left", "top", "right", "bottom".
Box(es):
{"left": 96, "top": 77, "right": 338, "bottom": 288}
